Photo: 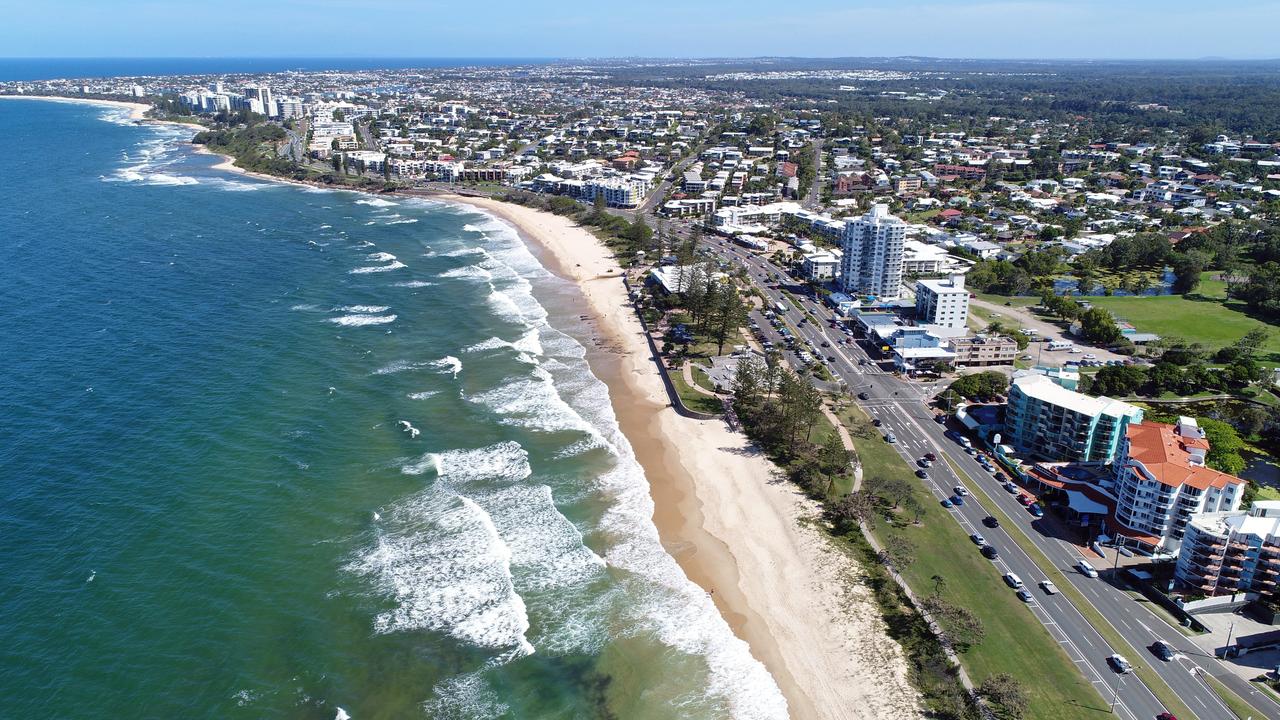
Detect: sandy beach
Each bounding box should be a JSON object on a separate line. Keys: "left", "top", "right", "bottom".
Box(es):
{"left": 0, "top": 95, "right": 151, "bottom": 120}
{"left": 446, "top": 195, "right": 922, "bottom": 720}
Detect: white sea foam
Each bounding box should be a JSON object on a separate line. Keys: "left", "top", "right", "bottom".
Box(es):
{"left": 372, "top": 360, "right": 431, "bottom": 375}
{"left": 385, "top": 218, "right": 419, "bottom": 225}
{"left": 462, "top": 327, "right": 543, "bottom": 358}
{"left": 355, "top": 197, "right": 398, "bottom": 207}
{"left": 348, "top": 492, "right": 534, "bottom": 655}
{"left": 334, "top": 709, "right": 351, "bottom": 720}
{"left": 290, "top": 303, "right": 322, "bottom": 312}
{"left": 329, "top": 314, "right": 397, "bottom": 326}
{"left": 402, "top": 440, "right": 531, "bottom": 482}
{"left": 398, "top": 420, "right": 421, "bottom": 439}
{"left": 438, "top": 265, "right": 492, "bottom": 282}
{"left": 422, "top": 672, "right": 510, "bottom": 719}
{"left": 433, "top": 355, "right": 462, "bottom": 378}
{"left": 365, "top": 252, "right": 397, "bottom": 263}
{"left": 349, "top": 261, "right": 406, "bottom": 274}
{"left": 407, "top": 390, "right": 439, "bottom": 400}
{"left": 332, "top": 305, "right": 390, "bottom": 314}
{"left": 393, "top": 280, "right": 436, "bottom": 288}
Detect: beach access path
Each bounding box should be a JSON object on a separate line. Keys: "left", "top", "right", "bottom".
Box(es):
{"left": 445, "top": 195, "right": 922, "bottom": 720}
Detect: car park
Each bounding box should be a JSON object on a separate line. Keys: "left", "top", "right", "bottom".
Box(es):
{"left": 1039, "top": 580, "right": 1058, "bottom": 594}
{"left": 1003, "top": 572, "right": 1024, "bottom": 589}
{"left": 1078, "top": 560, "right": 1099, "bottom": 578}
{"left": 1107, "top": 654, "right": 1133, "bottom": 673}
{"left": 982, "top": 516, "right": 999, "bottom": 528}
{"left": 981, "top": 545, "right": 999, "bottom": 559}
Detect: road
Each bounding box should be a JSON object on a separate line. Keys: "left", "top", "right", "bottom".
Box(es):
{"left": 803, "top": 138, "right": 825, "bottom": 209}
{"left": 693, "top": 231, "right": 1264, "bottom": 720}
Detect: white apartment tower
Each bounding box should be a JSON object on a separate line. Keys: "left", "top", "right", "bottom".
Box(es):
{"left": 839, "top": 204, "right": 906, "bottom": 299}
{"left": 916, "top": 274, "right": 970, "bottom": 330}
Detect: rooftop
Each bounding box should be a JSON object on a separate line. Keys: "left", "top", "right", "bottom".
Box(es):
{"left": 1011, "top": 373, "right": 1140, "bottom": 419}
{"left": 1125, "top": 421, "right": 1243, "bottom": 491}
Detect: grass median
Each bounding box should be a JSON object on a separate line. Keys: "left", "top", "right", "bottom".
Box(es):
{"left": 838, "top": 404, "right": 1111, "bottom": 720}
{"left": 944, "top": 456, "right": 1199, "bottom": 720}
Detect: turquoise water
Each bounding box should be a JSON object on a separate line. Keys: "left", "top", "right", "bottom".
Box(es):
{"left": 0, "top": 101, "right": 786, "bottom": 719}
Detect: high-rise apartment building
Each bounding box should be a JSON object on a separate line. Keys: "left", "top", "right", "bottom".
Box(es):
{"left": 839, "top": 204, "right": 905, "bottom": 299}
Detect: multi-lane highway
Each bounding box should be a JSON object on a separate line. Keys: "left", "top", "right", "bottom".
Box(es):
{"left": 697, "top": 230, "right": 1271, "bottom": 720}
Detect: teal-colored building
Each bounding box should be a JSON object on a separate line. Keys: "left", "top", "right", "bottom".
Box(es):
{"left": 1005, "top": 374, "right": 1143, "bottom": 463}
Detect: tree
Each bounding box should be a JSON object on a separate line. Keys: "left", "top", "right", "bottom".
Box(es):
{"left": 711, "top": 285, "right": 748, "bottom": 356}
{"left": 881, "top": 535, "right": 916, "bottom": 568}
{"left": 978, "top": 673, "right": 1030, "bottom": 719}
{"left": 931, "top": 574, "right": 947, "bottom": 597}
{"left": 1231, "top": 262, "right": 1280, "bottom": 319}
{"left": 948, "top": 371, "right": 1010, "bottom": 401}
{"left": 1201, "top": 418, "right": 1247, "bottom": 476}
{"left": 828, "top": 491, "right": 874, "bottom": 531}
{"left": 1171, "top": 252, "right": 1206, "bottom": 295}
{"left": 1086, "top": 365, "right": 1147, "bottom": 397}
{"left": 867, "top": 475, "right": 914, "bottom": 510}
{"left": 1078, "top": 306, "right": 1122, "bottom": 345}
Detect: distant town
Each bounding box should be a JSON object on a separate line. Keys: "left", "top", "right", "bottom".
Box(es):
{"left": 11, "top": 56, "right": 1280, "bottom": 720}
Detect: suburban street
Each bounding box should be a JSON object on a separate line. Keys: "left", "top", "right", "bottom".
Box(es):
{"left": 694, "top": 230, "right": 1275, "bottom": 720}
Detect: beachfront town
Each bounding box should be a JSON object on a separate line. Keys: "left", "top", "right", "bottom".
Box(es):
{"left": 12, "top": 59, "right": 1280, "bottom": 719}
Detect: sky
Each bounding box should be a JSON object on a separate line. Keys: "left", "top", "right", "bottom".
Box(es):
{"left": 3, "top": 0, "right": 1279, "bottom": 60}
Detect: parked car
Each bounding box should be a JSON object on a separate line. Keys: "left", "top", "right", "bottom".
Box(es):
{"left": 917, "top": 457, "right": 930, "bottom": 467}
{"left": 953, "top": 485, "right": 969, "bottom": 497}
{"left": 1003, "top": 572, "right": 1024, "bottom": 589}
{"left": 1156, "top": 712, "right": 1179, "bottom": 720}
{"left": 982, "top": 515, "right": 999, "bottom": 528}
{"left": 858, "top": 392, "right": 870, "bottom": 400}
{"left": 1039, "top": 580, "right": 1058, "bottom": 594}
{"left": 1003, "top": 482, "right": 1019, "bottom": 494}
{"left": 970, "top": 533, "right": 985, "bottom": 545}
{"left": 1107, "top": 654, "right": 1133, "bottom": 674}
{"left": 981, "top": 545, "right": 999, "bottom": 559}
{"left": 915, "top": 469, "right": 929, "bottom": 479}
{"left": 951, "top": 495, "right": 965, "bottom": 506}
{"left": 924, "top": 452, "right": 937, "bottom": 462}
{"left": 885, "top": 433, "right": 897, "bottom": 443}
{"left": 940, "top": 498, "right": 954, "bottom": 509}
{"left": 872, "top": 418, "right": 882, "bottom": 427}
{"left": 1017, "top": 494, "right": 1033, "bottom": 506}
{"left": 1028, "top": 503, "right": 1044, "bottom": 518}
{"left": 1016, "top": 588, "right": 1034, "bottom": 603}
{"left": 1078, "top": 560, "right": 1099, "bottom": 578}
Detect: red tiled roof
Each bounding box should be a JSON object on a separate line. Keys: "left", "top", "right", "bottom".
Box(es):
{"left": 1125, "top": 422, "right": 1243, "bottom": 491}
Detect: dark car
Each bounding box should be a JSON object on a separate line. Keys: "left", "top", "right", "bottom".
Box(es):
{"left": 981, "top": 545, "right": 999, "bottom": 559}
{"left": 982, "top": 516, "right": 999, "bottom": 528}
{"left": 916, "top": 469, "right": 929, "bottom": 479}
{"left": 924, "top": 452, "right": 937, "bottom": 462}
{"left": 934, "top": 414, "right": 946, "bottom": 424}
{"left": 858, "top": 392, "right": 870, "bottom": 400}
{"left": 1151, "top": 641, "right": 1175, "bottom": 661}
{"left": 951, "top": 495, "right": 965, "bottom": 507}
{"left": 872, "top": 418, "right": 882, "bottom": 427}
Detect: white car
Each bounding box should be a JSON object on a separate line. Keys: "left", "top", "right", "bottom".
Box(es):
{"left": 953, "top": 485, "right": 969, "bottom": 497}
{"left": 1078, "top": 560, "right": 1099, "bottom": 578}
{"left": 1083, "top": 353, "right": 1098, "bottom": 360}
{"left": 1070, "top": 347, "right": 1083, "bottom": 354}
{"left": 1003, "top": 572, "right": 1024, "bottom": 589}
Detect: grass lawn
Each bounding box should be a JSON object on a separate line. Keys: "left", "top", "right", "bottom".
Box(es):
{"left": 1082, "top": 294, "right": 1280, "bottom": 362}
{"left": 669, "top": 364, "right": 723, "bottom": 415}
{"left": 1255, "top": 485, "right": 1280, "bottom": 502}
{"left": 1206, "top": 674, "right": 1266, "bottom": 720}
{"left": 835, "top": 405, "right": 1110, "bottom": 720}
{"left": 976, "top": 292, "right": 1038, "bottom": 308}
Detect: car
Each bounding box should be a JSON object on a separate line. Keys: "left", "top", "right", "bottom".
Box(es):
{"left": 970, "top": 533, "right": 985, "bottom": 545}
{"left": 964, "top": 446, "right": 976, "bottom": 455}
{"left": 1028, "top": 503, "right": 1044, "bottom": 518}
{"left": 1156, "top": 713, "right": 1179, "bottom": 720}
{"left": 1083, "top": 353, "right": 1097, "bottom": 360}
{"left": 1078, "top": 560, "right": 1099, "bottom": 578}
{"left": 924, "top": 452, "right": 937, "bottom": 462}
{"left": 872, "top": 418, "right": 882, "bottom": 427}
{"left": 821, "top": 341, "right": 829, "bottom": 347}
{"left": 1151, "top": 641, "right": 1175, "bottom": 661}
{"left": 953, "top": 485, "right": 969, "bottom": 497}
{"left": 1003, "top": 482, "right": 1019, "bottom": 494}
{"left": 916, "top": 469, "right": 929, "bottom": 479}
{"left": 951, "top": 495, "right": 965, "bottom": 506}
{"left": 1039, "top": 580, "right": 1058, "bottom": 594}
{"left": 982, "top": 515, "right": 999, "bottom": 528}
{"left": 1003, "top": 572, "right": 1024, "bottom": 589}
{"left": 858, "top": 392, "right": 870, "bottom": 400}
{"left": 981, "top": 545, "right": 1000, "bottom": 559}
{"left": 885, "top": 433, "right": 897, "bottom": 443}
{"left": 940, "top": 498, "right": 954, "bottom": 508}
{"left": 1016, "top": 588, "right": 1034, "bottom": 603}
{"left": 1017, "top": 494, "right": 1033, "bottom": 506}
{"left": 1107, "top": 654, "right": 1133, "bottom": 674}
{"left": 934, "top": 414, "right": 946, "bottom": 424}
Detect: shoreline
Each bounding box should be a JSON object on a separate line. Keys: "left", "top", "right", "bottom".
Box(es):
{"left": 444, "top": 195, "right": 923, "bottom": 720}
{"left": 0, "top": 95, "right": 151, "bottom": 121}
{"left": 87, "top": 104, "right": 921, "bottom": 717}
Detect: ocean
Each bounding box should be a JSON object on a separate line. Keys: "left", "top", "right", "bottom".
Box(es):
{"left": 0, "top": 58, "right": 553, "bottom": 82}
{"left": 0, "top": 100, "right": 786, "bottom": 719}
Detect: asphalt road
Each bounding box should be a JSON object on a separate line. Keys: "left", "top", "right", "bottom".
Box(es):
{"left": 698, "top": 233, "right": 1258, "bottom": 720}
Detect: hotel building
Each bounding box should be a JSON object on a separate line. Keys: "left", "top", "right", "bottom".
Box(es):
{"left": 1175, "top": 501, "right": 1280, "bottom": 599}
{"left": 839, "top": 204, "right": 905, "bottom": 299}
{"left": 1005, "top": 374, "right": 1143, "bottom": 463}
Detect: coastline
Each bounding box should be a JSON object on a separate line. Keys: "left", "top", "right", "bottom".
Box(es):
{"left": 444, "top": 195, "right": 923, "bottom": 720}
{"left": 0, "top": 95, "right": 151, "bottom": 121}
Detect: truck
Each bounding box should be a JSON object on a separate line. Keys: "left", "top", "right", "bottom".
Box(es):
{"left": 1047, "top": 340, "right": 1073, "bottom": 351}
{"left": 774, "top": 301, "right": 788, "bottom": 314}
